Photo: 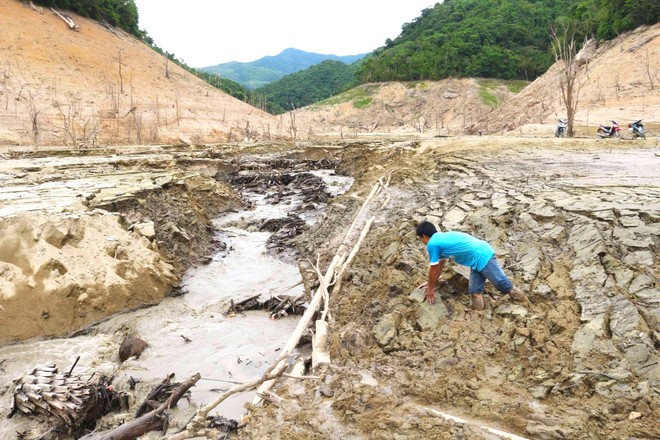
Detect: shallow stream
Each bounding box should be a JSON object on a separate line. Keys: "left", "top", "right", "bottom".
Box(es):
{"left": 0, "top": 168, "right": 353, "bottom": 437}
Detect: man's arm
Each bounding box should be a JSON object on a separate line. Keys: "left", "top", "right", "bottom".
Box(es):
{"left": 426, "top": 259, "right": 446, "bottom": 304}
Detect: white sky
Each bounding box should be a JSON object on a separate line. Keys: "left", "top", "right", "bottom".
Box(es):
{"left": 134, "top": 0, "right": 439, "bottom": 67}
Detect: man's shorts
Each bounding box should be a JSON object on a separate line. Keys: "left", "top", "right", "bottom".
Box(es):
{"left": 468, "top": 256, "right": 513, "bottom": 294}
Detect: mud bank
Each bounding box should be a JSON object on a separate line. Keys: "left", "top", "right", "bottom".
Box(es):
{"left": 0, "top": 147, "right": 245, "bottom": 343}
{"left": 241, "top": 138, "right": 659, "bottom": 440}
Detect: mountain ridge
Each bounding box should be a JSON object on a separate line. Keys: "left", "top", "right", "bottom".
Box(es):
{"left": 202, "top": 47, "right": 368, "bottom": 89}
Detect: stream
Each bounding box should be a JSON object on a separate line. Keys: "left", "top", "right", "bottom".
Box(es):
{"left": 0, "top": 167, "right": 353, "bottom": 437}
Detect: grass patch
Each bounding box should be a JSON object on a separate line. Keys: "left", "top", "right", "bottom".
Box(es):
{"left": 479, "top": 83, "right": 499, "bottom": 107}
{"left": 353, "top": 97, "right": 373, "bottom": 109}
{"left": 316, "top": 85, "right": 376, "bottom": 106}
{"left": 405, "top": 81, "right": 428, "bottom": 89}
{"left": 507, "top": 80, "right": 529, "bottom": 93}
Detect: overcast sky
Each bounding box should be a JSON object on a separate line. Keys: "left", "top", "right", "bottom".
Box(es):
{"left": 134, "top": 0, "right": 439, "bottom": 68}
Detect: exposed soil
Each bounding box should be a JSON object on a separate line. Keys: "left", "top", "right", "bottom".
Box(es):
{"left": 239, "top": 136, "right": 660, "bottom": 440}
{"left": 0, "top": 0, "right": 284, "bottom": 147}
{"left": 0, "top": 137, "right": 658, "bottom": 439}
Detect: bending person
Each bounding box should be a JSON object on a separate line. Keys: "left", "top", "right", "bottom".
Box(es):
{"left": 415, "top": 220, "right": 530, "bottom": 310}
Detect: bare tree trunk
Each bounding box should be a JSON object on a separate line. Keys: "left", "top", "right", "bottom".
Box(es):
{"left": 551, "top": 24, "right": 583, "bottom": 138}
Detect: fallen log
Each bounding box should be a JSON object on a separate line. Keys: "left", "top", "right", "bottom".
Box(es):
{"left": 79, "top": 373, "right": 200, "bottom": 440}
{"left": 51, "top": 7, "right": 78, "bottom": 31}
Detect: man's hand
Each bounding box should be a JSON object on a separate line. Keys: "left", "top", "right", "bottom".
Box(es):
{"left": 425, "top": 286, "right": 435, "bottom": 304}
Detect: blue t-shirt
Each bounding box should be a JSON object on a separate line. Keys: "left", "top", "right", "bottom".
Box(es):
{"left": 426, "top": 231, "right": 494, "bottom": 271}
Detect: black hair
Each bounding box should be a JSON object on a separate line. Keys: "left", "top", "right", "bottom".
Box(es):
{"left": 416, "top": 221, "right": 437, "bottom": 238}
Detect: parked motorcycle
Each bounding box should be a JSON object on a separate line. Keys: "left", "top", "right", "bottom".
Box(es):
{"left": 596, "top": 120, "right": 621, "bottom": 138}
{"left": 555, "top": 119, "right": 568, "bottom": 138}
{"left": 628, "top": 120, "right": 645, "bottom": 139}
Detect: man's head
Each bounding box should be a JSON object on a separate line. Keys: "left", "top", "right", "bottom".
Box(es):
{"left": 416, "top": 221, "right": 438, "bottom": 244}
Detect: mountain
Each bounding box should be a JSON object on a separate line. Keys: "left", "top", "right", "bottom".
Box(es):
{"left": 255, "top": 60, "right": 361, "bottom": 114}
{"left": 202, "top": 48, "right": 369, "bottom": 89}
{"left": 356, "top": 0, "right": 660, "bottom": 84}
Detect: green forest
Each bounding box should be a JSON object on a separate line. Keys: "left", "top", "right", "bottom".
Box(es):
{"left": 255, "top": 61, "right": 359, "bottom": 114}
{"left": 31, "top": 0, "right": 141, "bottom": 36}
{"left": 357, "top": 0, "right": 659, "bottom": 83}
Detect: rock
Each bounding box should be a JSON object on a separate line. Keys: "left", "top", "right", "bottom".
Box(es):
{"left": 628, "top": 411, "right": 642, "bottom": 420}
{"left": 526, "top": 421, "right": 569, "bottom": 439}
{"left": 495, "top": 304, "right": 528, "bottom": 319}
{"left": 133, "top": 221, "right": 156, "bottom": 239}
{"left": 382, "top": 242, "right": 399, "bottom": 265}
{"left": 514, "top": 242, "right": 540, "bottom": 281}
{"left": 593, "top": 209, "right": 616, "bottom": 221}
{"left": 491, "top": 193, "right": 510, "bottom": 211}
{"left": 635, "top": 288, "right": 660, "bottom": 331}
{"left": 567, "top": 223, "right": 605, "bottom": 264}
{"left": 442, "top": 208, "right": 466, "bottom": 228}
{"left": 529, "top": 385, "right": 550, "bottom": 399}
{"left": 529, "top": 204, "right": 557, "bottom": 219}
{"left": 409, "top": 288, "right": 449, "bottom": 330}
{"left": 629, "top": 274, "right": 653, "bottom": 294}
{"left": 623, "top": 251, "right": 654, "bottom": 267}
{"left": 609, "top": 295, "right": 640, "bottom": 338}
{"left": 620, "top": 215, "right": 642, "bottom": 228}
{"left": 534, "top": 284, "right": 552, "bottom": 296}
{"left": 569, "top": 264, "right": 607, "bottom": 285}
{"left": 571, "top": 319, "right": 604, "bottom": 358}
{"left": 541, "top": 225, "right": 564, "bottom": 240}
{"left": 319, "top": 385, "right": 334, "bottom": 397}
{"left": 373, "top": 313, "right": 398, "bottom": 347}
{"left": 119, "top": 335, "right": 149, "bottom": 362}
{"left": 409, "top": 288, "right": 426, "bottom": 303}
{"left": 0, "top": 128, "right": 21, "bottom": 145}
{"left": 416, "top": 300, "right": 449, "bottom": 331}
{"left": 574, "top": 286, "right": 611, "bottom": 322}
{"left": 40, "top": 221, "right": 71, "bottom": 248}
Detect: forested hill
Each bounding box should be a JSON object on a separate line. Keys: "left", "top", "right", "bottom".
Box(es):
{"left": 357, "top": 0, "right": 660, "bottom": 84}
{"left": 255, "top": 60, "right": 359, "bottom": 114}
{"left": 202, "top": 48, "right": 368, "bottom": 89}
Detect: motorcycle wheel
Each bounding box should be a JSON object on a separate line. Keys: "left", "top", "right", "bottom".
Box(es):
{"left": 614, "top": 131, "right": 621, "bottom": 139}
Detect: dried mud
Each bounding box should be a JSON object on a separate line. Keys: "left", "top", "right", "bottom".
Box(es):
{"left": 241, "top": 137, "right": 659, "bottom": 440}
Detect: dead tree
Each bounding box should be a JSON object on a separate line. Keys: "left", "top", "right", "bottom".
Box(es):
{"left": 550, "top": 24, "right": 584, "bottom": 138}
{"left": 645, "top": 49, "right": 655, "bottom": 90}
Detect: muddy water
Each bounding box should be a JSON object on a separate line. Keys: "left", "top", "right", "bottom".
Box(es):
{"left": 0, "top": 169, "right": 353, "bottom": 436}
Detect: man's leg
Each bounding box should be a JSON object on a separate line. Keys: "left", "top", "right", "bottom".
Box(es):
{"left": 468, "top": 269, "right": 487, "bottom": 310}
{"left": 481, "top": 257, "right": 531, "bottom": 305}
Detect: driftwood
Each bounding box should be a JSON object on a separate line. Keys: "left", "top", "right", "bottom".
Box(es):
{"left": 50, "top": 8, "right": 78, "bottom": 31}
{"left": 79, "top": 373, "right": 200, "bottom": 440}
{"left": 135, "top": 373, "right": 178, "bottom": 417}
{"left": 226, "top": 294, "right": 261, "bottom": 314}
{"left": 226, "top": 293, "right": 306, "bottom": 318}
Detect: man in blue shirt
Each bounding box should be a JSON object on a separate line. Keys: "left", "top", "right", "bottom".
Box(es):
{"left": 416, "top": 221, "right": 530, "bottom": 310}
